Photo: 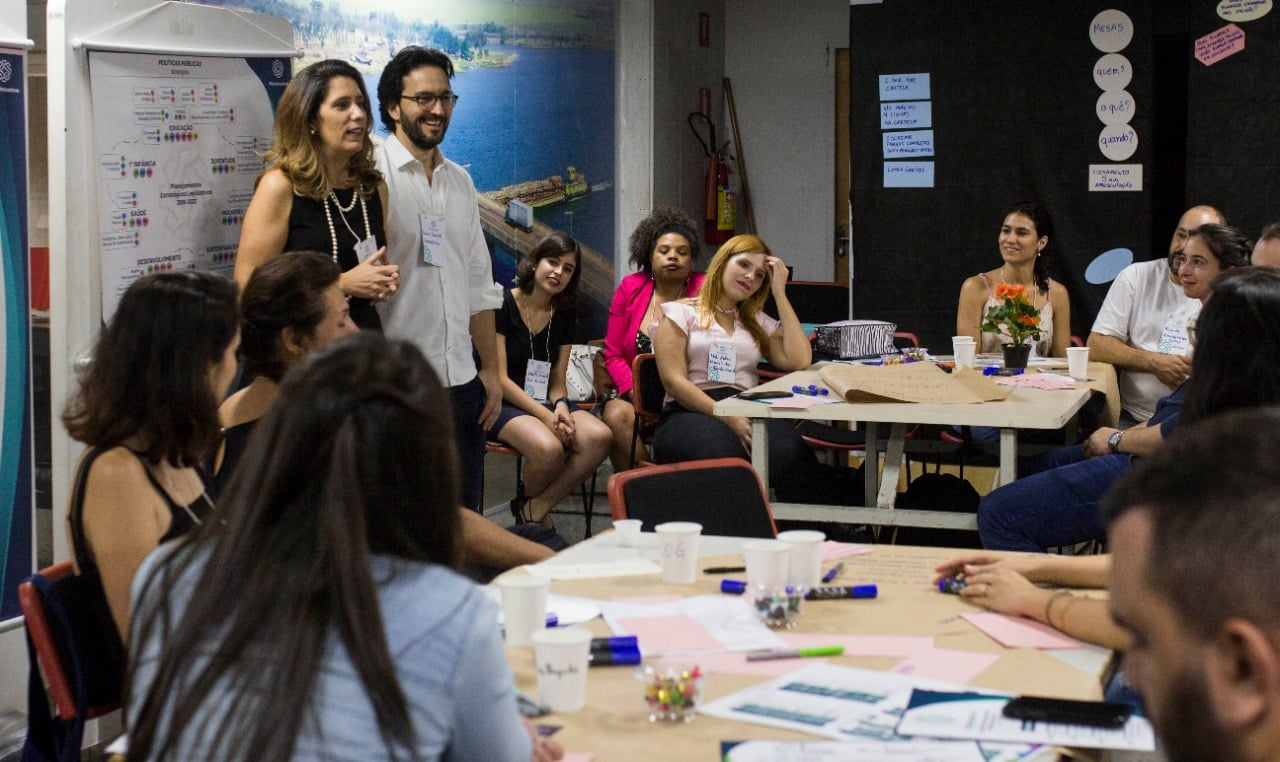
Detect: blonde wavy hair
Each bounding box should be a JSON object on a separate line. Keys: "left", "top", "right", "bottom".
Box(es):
{"left": 695, "top": 234, "right": 774, "bottom": 350}
{"left": 262, "top": 60, "right": 381, "bottom": 201}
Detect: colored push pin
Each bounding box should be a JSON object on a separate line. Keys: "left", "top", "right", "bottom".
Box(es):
{"left": 791, "top": 384, "right": 829, "bottom": 396}
{"left": 938, "top": 577, "right": 967, "bottom": 594}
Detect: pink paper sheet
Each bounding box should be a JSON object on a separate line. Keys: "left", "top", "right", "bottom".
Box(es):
{"left": 821, "top": 541, "right": 876, "bottom": 561}
{"left": 563, "top": 753, "right": 593, "bottom": 762}
{"left": 611, "top": 594, "right": 683, "bottom": 605}
{"left": 892, "top": 648, "right": 999, "bottom": 684}
{"left": 613, "top": 613, "right": 723, "bottom": 653}
{"left": 960, "top": 611, "right": 1082, "bottom": 649}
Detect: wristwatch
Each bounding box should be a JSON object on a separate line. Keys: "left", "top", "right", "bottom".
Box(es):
{"left": 1107, "top": 430, "right": 1124, "bottom": 454}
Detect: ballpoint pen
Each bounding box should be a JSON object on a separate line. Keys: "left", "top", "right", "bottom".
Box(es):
{"left": 822, "top": 562, "right": 844, "bottom": 583}
{"left": 745, "top": 646, "right": 844, "bottom": 662}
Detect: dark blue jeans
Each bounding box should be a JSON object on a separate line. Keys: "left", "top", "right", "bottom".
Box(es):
{"left": 977, "top": 445, "right": 1133, "bottom": 552}
{"left": 450, "top": 375, "right": 487, "bottom": 511}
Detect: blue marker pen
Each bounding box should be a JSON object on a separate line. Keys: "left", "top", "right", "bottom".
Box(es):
{"left": 721, "top": 579, "right": 747, "bottom": 594}
{"left": 822, "top": 562, "right": 844, "bottom": 583}
{"left": 590, "top": 635, "right": 639, "bottom": 651}
{"left": 588, "top": 646, "right": 642, "bottom": 666}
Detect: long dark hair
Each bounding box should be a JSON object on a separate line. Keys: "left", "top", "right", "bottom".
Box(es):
{"left": 126, "top": 333, "right": 460, "bottom": 760}
{"left": 62, "top": 271, "right": 239, "bottom": 467}
{"left": 515, "top": 232, "right": 583, "bottom": 309}
{"left": 1183, "top": 267, "right": 1280, "bottom": 424}
{"left": 240, "top": 251, "right": 341, "bottom": 381}
{"left": 265, "top": 59, "right": 382, "bottom": 200}
{"left": 1005, "top": 201, "right": 1055, "bottom": 294}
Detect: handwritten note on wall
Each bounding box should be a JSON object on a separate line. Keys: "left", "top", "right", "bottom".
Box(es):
{"left": 878, "top": 73, "right": 934, "bottom": 188}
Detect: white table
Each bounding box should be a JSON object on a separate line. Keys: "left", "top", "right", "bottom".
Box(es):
{"left": 712, "top": 367, "right": 1092, "bottom": 530}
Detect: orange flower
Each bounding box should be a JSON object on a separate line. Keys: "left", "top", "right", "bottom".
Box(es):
{"left": 1017, "top": 314, "right": 1040, "bottom": 327}
{"left": 994, "top": 283, "right": 1012, "bottom": 298}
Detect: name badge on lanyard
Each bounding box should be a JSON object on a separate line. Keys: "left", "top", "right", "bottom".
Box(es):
{"left": 708, "top": 339, "right": 737, "bottom": 384}
{"left": 1157, "top": 313, "right": 1192, "bottom": 355}
{"left": 524, "top": 359, "right": 552, "bottom": 402}
{"left": 419, "top": 212, "right": 446, "bottom": 267}
{"left": 355, "top": 235, "right": 379, "bottom": 262}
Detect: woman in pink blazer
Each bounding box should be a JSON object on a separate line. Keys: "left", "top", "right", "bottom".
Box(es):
{"left": 601, "top": 207, "right": 705, "bottom": 469}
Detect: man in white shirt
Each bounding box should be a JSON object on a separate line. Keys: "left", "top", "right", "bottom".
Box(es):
{"left": 1087, "top": 204, "right": 1223, "bottom": 424}
{"left": 374, "top": 47, "right": 503, "bottom": 510}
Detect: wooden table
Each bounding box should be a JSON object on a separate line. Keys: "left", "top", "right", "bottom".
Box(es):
{"left": 505, "top": 533, "right": 1113, "bottom": 760}
{"left": 712, "top": 366, "right": 1094, "bottom": 530}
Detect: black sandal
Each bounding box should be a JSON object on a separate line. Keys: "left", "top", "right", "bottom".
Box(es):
{"left": 509, "top": 481, "right": 530, "bottom": 523}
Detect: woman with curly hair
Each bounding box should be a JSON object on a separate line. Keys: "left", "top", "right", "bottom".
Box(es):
{"left": 600, "top": 206, "right": 706, "bottom": 468}
{"left": 235, "top": 59, "right": 400, "bottom": 331}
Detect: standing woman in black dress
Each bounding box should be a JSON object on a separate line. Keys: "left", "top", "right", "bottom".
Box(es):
{"left": 235, "top": 59, "right": 399, "bottom": 331}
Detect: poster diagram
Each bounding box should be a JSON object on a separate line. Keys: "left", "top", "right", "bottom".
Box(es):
{"left": 89, "top": 52, "right": 288, "bottom": 319}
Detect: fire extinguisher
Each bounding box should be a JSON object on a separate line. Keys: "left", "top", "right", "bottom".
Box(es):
{"left": 689, "top": 112, "right": 734, "bottom": 246}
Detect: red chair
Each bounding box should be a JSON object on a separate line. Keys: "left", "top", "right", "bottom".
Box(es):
{"left": 19, "top": 561, "right": 124, "bottom": 761}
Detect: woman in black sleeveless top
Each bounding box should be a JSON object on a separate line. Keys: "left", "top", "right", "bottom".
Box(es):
{"left": 62, "top": 271, "right": 239, "bottom": 641}
{"left": 234, "top": 59, "right": 399, "bottom": 331}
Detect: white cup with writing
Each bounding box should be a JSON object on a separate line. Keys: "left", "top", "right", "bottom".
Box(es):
{"left": 654, "top": 522, "right": 702, "bottom": 584}
{"left": 496, "top": 575, "right": 548, "bottom": 647}
{"left": 1067, "top": 346, "right": 1090, "bottom": 379}
{"left": 531, "top": 627, "right": 592, "bottom": 713}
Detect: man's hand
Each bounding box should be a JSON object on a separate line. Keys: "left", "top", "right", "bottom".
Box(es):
{"left": 1084, "top": 427, "right": 1120, "bottom": 458}
{"left": 1145, "top": 352, "right": 1191, "bottom": 388}
{"left": 477, "top": 368, "right": 502, "bottom": 430}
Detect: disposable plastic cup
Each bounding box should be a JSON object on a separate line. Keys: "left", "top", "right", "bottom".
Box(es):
{"left": 496, "top": 575, "right": 548, "bottom": 647}
{"left": 654, "top": 522, "right": 702, "bottom": 584}
{"left": 776, "top": 530, "right": 825, "bottom": 589}
{"left": 742, "top": 539, "right": 791, "bottom": 590}
{"left": 1067, "top": 346, "right": 1090, "bottom": 379}
{"left": 953, "top": 337, "right": 977, "bottom": 368}
{"left": 531, "top": 627, "right": 592, "bottom": 713}
{"left": 613, "top": 518, "right": 642, "bottom": 548}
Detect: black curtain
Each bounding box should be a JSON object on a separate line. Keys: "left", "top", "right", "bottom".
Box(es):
{"left": 850, "top": 1, "right": 1156, "bottom": 348}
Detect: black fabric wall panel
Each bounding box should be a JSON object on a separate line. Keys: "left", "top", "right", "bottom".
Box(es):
{"left": 850, "top": 1, "right": 1154, "bottom": 348}
{"left": 1184, "top": 5, "right": 1280, "bottom": 237}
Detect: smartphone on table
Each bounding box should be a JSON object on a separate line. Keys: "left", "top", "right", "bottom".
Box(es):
{"left": 1001, "top": 695, "right": 1133, "bottom": 728}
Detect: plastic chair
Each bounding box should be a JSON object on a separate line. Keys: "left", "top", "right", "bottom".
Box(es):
{"left": 608, "top": 457, "right": 777, "bottom": 538}
{"left": 629, "top": 353, "right": 665, "bottom": 467}
{"left": 19, "top": 561, "right": 124, "bottom": 762}
{"left": 485, "top": 441, "right": 597, "bottom": 538}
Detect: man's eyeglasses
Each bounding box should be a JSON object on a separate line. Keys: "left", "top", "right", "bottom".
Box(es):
{"left": 401, "top": 92, "right": 459, "bottom": 109}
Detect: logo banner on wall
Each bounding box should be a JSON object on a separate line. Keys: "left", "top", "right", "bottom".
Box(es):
{"left": 87, "top": 51, "right": 289, "bottom": 321}
{"left": 0, "top": 48, "right": 32, "bottom": 621}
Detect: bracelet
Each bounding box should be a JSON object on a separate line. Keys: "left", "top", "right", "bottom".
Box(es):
{"left": 1044, "top": 590, "right": 1072, "bottom": 629}
{"left": 552, "top": 397, "right": 570, "bottom": 409}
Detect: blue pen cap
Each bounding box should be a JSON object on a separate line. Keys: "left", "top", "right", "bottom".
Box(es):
{"left": 851, "top": 584, "right": 877, "bottom": 599}
{"left": 721, "top": 579, "right": 747, "bottom": 594}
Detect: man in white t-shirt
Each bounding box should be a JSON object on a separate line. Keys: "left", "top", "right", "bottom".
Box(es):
{"left": 1087, "top": 205, "right": 1224, "bottom": 424}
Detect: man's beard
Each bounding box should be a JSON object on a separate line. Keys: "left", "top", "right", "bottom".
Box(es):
{"left": 402, "top": 115, "right": 446, "bottom": 152}
{"left": 1158, "top": 666, "right": 1239, "bottom": 762}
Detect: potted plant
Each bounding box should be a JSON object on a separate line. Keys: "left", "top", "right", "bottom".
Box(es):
{"left": 980, "top": 283, "right": 1042, "bottom": 369}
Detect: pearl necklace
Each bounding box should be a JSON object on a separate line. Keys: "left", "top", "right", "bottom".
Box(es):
{"left": 714, "top": 304, "right": 738, "bottom": 314}
{"left": 323, "top": 187, "right": 371, "bottom": 265}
